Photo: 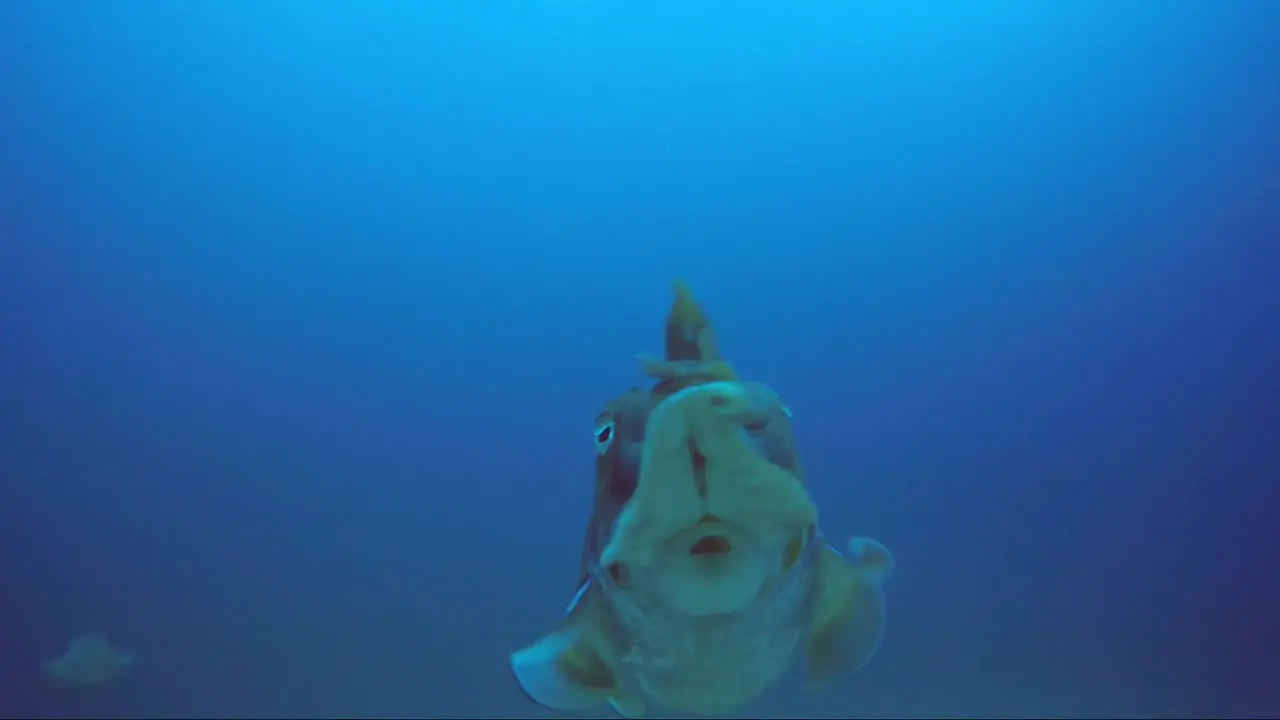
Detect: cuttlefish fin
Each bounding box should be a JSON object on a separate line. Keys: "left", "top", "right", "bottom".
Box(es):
{"left": 805, "top": 536, "right": 895, "bottom": 689}
{"left": 509, "top": 579, "right": 647, "bottom": 718}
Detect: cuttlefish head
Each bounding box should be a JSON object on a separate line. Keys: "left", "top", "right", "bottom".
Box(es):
{"left": 592, "top": 281, "right": 816, "bottom": 617}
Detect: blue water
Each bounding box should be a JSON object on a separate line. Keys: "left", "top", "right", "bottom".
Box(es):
{"left": 2, "top": 2, "right": 1277, "bottom": 717}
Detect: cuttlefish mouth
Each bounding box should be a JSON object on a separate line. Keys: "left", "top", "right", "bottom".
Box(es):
{"left": 601, "top": 382, "right": 817, "bottom": 615}
{"left": 688, "top": 520, "right": 732, "bottom": 557}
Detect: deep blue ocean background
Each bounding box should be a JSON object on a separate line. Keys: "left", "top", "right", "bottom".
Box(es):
{"left": 2, "top": 2, "right": 1277, "bottom": 718}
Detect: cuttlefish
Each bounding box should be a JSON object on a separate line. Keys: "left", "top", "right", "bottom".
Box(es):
{"left": 43, "top": 633, "right": 136, "bottom": 686}
{"left": 510, "top": 281, "right": 894, "bottom": 717}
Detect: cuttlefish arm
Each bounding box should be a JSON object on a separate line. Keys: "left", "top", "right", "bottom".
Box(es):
{"left": 508, "top": 579, "right": 647, "bottom": 718}
{"left": 510, "top": 388, "right": 653, "bottom": 718}
{"left": 805, "top": 536, "right": 895, "bottom": 688}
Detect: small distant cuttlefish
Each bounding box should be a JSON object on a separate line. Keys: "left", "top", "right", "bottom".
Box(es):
{"left": 509, "top": 281, "right": 895, "bottom": 718}
{"left": 43, "top": 634, "right": 136, "bottom": 686}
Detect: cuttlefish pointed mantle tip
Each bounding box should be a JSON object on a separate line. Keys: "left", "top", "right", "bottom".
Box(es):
{"left": 666, "top": 279, "right": 721, "bottom": 364}
{"left": 643, "top": 280, "right": 736, "bottom": 404}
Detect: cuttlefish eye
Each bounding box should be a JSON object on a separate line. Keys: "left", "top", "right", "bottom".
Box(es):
{"left": 594, "top": 420, "right": 615, "bottom": 454}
